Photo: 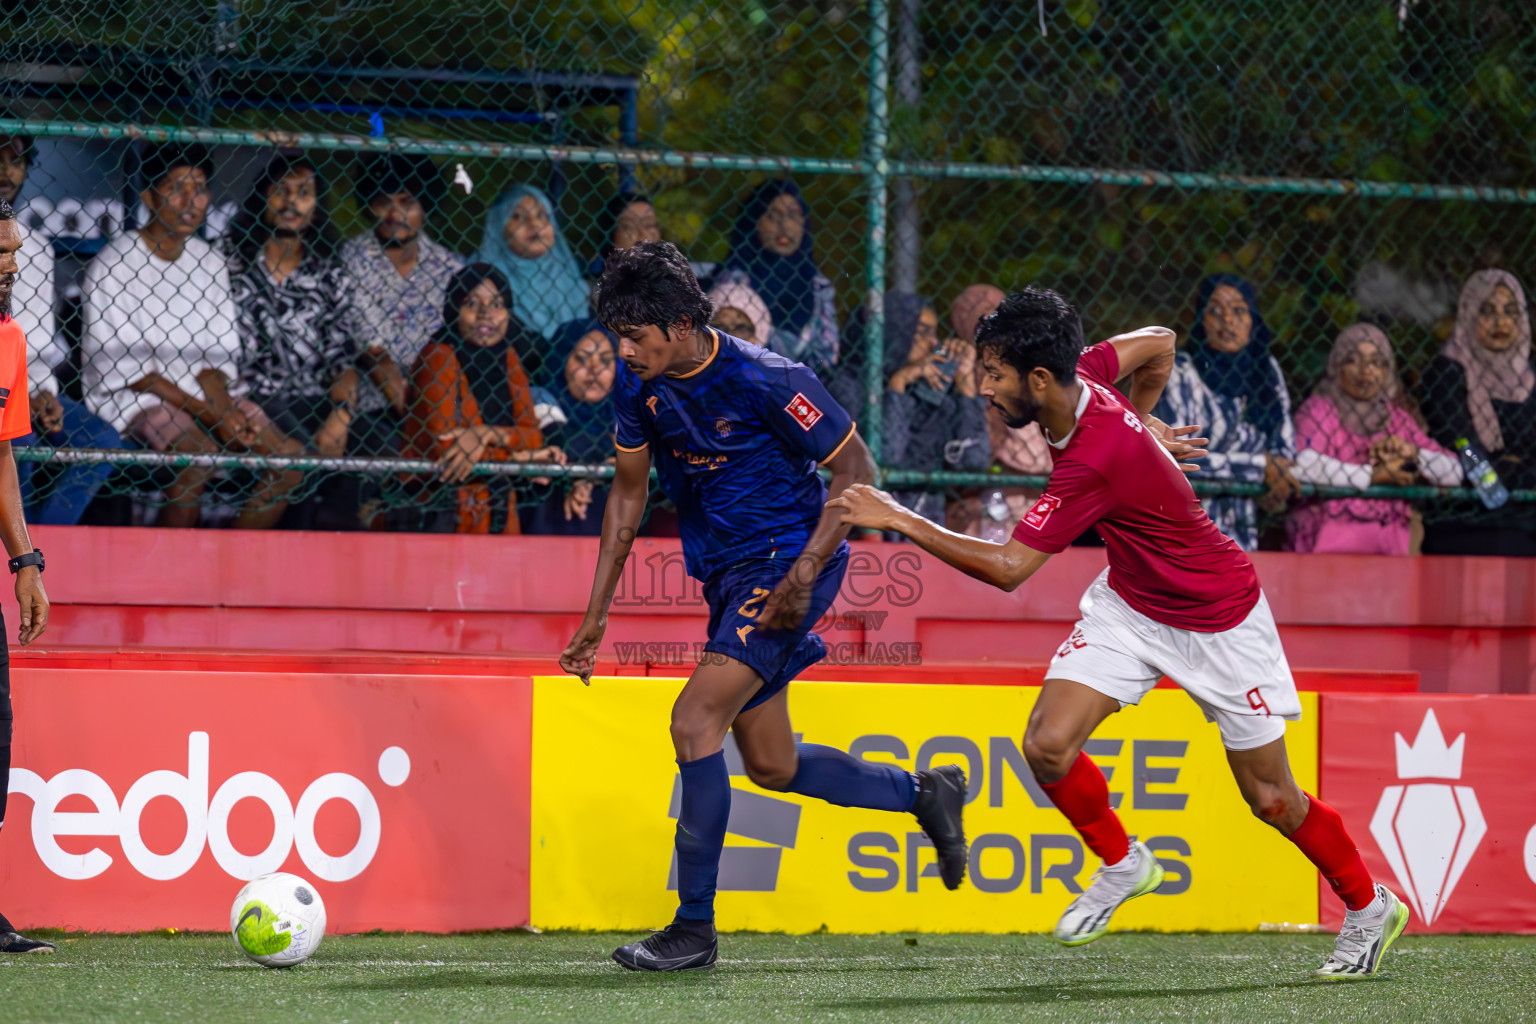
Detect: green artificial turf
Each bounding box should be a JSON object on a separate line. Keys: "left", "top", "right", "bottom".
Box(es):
{"left": 1, "top": 930, "right": 1532, "bottom": 1023}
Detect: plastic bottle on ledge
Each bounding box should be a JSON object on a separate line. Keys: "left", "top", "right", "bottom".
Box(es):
{"left": 1453, "top": 438, "right": 1509, "bottom": 510}
{"left": 981, "top": 489, "right": 1010, "bottom": 543}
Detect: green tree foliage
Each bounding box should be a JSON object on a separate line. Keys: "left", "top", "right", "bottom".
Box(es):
{"left": 4, "top": 0, "right": 1535, "bottom": 387}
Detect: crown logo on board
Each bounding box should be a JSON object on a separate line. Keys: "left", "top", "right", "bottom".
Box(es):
{"left": 1393, "top": 708, "right": 1464, "bottom": 780}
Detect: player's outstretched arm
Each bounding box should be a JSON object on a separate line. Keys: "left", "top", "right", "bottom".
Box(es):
{"left": 558, "top": 446, "right": 651, "bottom": 684}
{"left": 1103, "top": 326, "right": 1176, "bottom": 416}
{"left": 759, "top": 429, "right": 877, "bottom": 630}
{"left": 827, "top": 483, "right": 1050, "bottom": 593}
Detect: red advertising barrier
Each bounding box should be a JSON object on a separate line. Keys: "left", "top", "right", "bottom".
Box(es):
{"left": 1320, "top": 694, "right": 1536, "bottom": 933}
{"left": 27, "top": 526, "right": 1536, "bottom": 694}
{"left": 1, "top": 652, "right": 532, "bottom": 933}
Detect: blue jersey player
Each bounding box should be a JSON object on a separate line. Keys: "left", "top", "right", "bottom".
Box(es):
{"left": 560, "top": 242, "right": 968, "bottom": 971}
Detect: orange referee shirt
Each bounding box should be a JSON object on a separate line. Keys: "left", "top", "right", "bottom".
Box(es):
{"left": 0, "top": 315, "right": 31, "bottom": 441}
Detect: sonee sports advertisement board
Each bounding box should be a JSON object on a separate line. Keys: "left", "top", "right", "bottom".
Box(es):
{"left": 530, "top": 676, "right": 1320, "bottom": 933}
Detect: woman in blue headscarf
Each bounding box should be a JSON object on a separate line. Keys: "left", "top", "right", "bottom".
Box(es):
{"left": 715, "top": 179, "right": 840, "bottom": 374}
{"left": 478, "top": 184, "right": 590, "bottom": 350}
{"left": 1152, "top": 274, "right": 1300, "bottom": 550}
{"left": 521, "top": 317, "right": 619, "bottom": 536}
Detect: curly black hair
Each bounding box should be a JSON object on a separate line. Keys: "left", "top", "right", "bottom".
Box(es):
{"left": 138, "top": 143, "right": 215, "bottom": 190}
{"left": 0, "top": 135, "right": 35, "bottom": 168}
{"left": 595, "top": 239, "right": 713, "bottom": 336}
{"left": 353, "top": 152, "right": 442, "bottom": 213}
{"left": 227, "top": 150, "right": 341, "bottom": 263}
{"left": 974, "top": 286, "right": 1085, "bottom": 383}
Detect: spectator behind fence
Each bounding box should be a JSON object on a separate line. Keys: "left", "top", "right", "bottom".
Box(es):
{"left": 1153, "top": 274, "right": 1299, "bottom": 550}
{"left": 82, "top": 144, "right": 302, "bottom": 528}
{"left": 2, "top": 134, "right": 121, "bottom": 524}
{"left": 1287, "top": 324, "right": 1459, "bottom": 555}
{"left": 520, "top": 318, "right": 618, "bottom": 536}
{"left": 1421, "top": 268, "right": 1536, "bottom": 556}
{"left": 341, "top": 152, "right": 462, "bottom": 449}
{"left": 946, "top": 283, "right": 1051, "bottom": 537}
{"left": 479, "top": 184, "right": 590, "bottom": 353}
{"left": 0, "top": 135, "right": 63, "bottom": 378}
{"left": 850, "top": 293, "right": 989, "bottom": 533}
{"left": 588, "top": 192, "right": 662, "bottom": 278}
{"left": 404, "top": 263, "right": 563, "bottom": 533}
{"left": 717, "top": 179, "right": 839, "bottom": 375}
{"left": 706, "top": 280, "right": 773, "bottom": 348}
{"left": 228, "top": 152, "right": 359, "bottom": 488}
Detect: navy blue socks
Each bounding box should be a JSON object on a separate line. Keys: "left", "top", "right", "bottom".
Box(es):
{"left": 672, "top": 744, "right": 918, "bottom": 921}
{"left": 673, "top": 750, "right": 731, "bottom": 921}
{"left": 786, "top": 742, "right": 918, "bottom": 812}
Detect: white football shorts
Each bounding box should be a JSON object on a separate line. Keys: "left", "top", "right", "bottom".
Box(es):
{"left": 1045, "top": 569, "right": 1302, "bottom": 751}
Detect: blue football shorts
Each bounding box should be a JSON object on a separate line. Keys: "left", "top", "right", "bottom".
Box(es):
{"left": 701, "top": 543, "right": 849, "bottom": 713}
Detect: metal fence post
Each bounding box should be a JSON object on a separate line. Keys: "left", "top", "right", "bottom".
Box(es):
{"left": 863, "top": 0, "right": 890, "bottom": 472}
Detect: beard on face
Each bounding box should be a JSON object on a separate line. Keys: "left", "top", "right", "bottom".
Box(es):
{"left": 375, "top": 220, "right": 417, "bottom": 248}
{"left": 993, "top": 393, "right": 1039, "bottom": 430}
{"left": 0, "top": 279, "right": 12, "bottom": 320}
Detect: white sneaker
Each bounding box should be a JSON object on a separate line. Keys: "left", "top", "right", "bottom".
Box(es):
{"left": 1315, "top": 885, "right": 1410, "bottom": 980}
{"left": 1052, "top": 840, "right": 1165, "bottom": 946}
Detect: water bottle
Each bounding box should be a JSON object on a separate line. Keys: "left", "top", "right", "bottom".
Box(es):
{"left": 981, "top": 489, "right": 1010, "bottom": 543}
{"left": 1453, "top": 438, "right": 1509, "bottom": 510}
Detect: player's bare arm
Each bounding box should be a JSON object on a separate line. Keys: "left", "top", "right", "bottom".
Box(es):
{"left": 1100, "top": 326, "right": 1209, "bottom": 471}
{"left": 827, "top": 483, "right": 1051, "bottom": 593}
{"left": 0, "top": 439, "right": 46, "bottom": 645}
{"left": 759, "top": 429, "right": 877, "bottom": 630}
{"left": 1101, "top": 326, "right": 1176, "bottom": 415}
{"left": 559, "top": 445, "right": 651, "bottom": 683}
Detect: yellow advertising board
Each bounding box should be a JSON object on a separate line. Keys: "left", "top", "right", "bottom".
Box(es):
{"left": 531, "top": 676, "right": 1318, "bottom": 933}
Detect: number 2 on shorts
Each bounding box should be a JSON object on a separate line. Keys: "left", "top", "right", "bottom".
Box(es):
{"left": 737, "top": 587, "right": 771, "bottom": 619}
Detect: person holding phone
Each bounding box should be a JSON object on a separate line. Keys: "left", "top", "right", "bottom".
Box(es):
{"left": 845, "top": 293, "right": 990, "bottom": 535}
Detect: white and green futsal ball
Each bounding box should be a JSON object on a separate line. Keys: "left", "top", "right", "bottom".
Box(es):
{"left": 230, "top": 872, "right": 327, "bottom": 968}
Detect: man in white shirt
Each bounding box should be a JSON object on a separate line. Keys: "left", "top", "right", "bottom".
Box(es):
{"left": 0, "top": 135, "right": 124, "bottom": 525}
{"left": 81, "top": 144, "right": 301, "bottom": 528}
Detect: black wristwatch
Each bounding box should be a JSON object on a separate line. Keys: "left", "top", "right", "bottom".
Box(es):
{"left": 8, "top": 549, "right": 43, "bottom": 575}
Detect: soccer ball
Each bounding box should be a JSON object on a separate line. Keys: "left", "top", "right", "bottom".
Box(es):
{"left": 230, "top": 872, "right": 327, "bottom": 968}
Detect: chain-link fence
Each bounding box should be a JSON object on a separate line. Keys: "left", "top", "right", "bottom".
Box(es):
{"left": 2, "top": 1, "right": 1534, "bottom": 552}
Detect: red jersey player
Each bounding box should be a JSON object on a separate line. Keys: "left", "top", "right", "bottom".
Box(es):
{"left": 830, "top": 287, "right": 1408, "bottom": 980}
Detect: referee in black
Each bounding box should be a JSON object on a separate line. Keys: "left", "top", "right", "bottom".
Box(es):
{"left": 0, "top": 196, "right": 53, "bottom": 953}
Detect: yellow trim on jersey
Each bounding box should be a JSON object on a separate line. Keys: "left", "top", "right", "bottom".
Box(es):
{"left": 669, "top": 327, "right": 720, "bottom": 380}
{"left": 614, "top": 440, "right": 649, "bottom": 453}
{"left": 820, "top": 421, "right": 858, "bottom": 463}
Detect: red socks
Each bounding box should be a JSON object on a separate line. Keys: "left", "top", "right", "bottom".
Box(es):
{"left": 1039, "top": 758, "right": 1375, "bottom": 911}
{"left": 1288, "top": 793, "right": 1376, "bottom": 911}
{"left": 1039, "top": 750, "right": 1130, "bottom": 865}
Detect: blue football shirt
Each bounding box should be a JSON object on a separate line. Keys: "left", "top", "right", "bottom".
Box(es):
{"left": 614, "top": 328, "right": 857, "bottom": 580}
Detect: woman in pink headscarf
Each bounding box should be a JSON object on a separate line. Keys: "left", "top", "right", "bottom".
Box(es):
{"left": 1422, "top": 269, "right": 1536, "bottom": 555}
{"left": 1287, "top": 324, "right": 1458, "bottom": 554}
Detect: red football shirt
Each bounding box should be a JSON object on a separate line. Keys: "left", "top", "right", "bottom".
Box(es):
{"left": 1012, "top": 342, "right": 1259, "bottom": 632}
{"left": 0, "top": 316, "right": 31, "bottom": 441}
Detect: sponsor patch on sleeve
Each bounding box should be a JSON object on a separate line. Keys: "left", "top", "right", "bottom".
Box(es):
{"left": 784, "top": 392, "right": 824, "bottom": 431}
{"left": 1021, "top": 493, "right": 1061, "bottom": 531}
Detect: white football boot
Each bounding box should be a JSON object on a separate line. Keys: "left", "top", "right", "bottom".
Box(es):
{"left": 1052, "top": 840, "right": 1165, "bottom": 946}
{"left": 1315, "top": 884, "right": 1410, "bottom": 980}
